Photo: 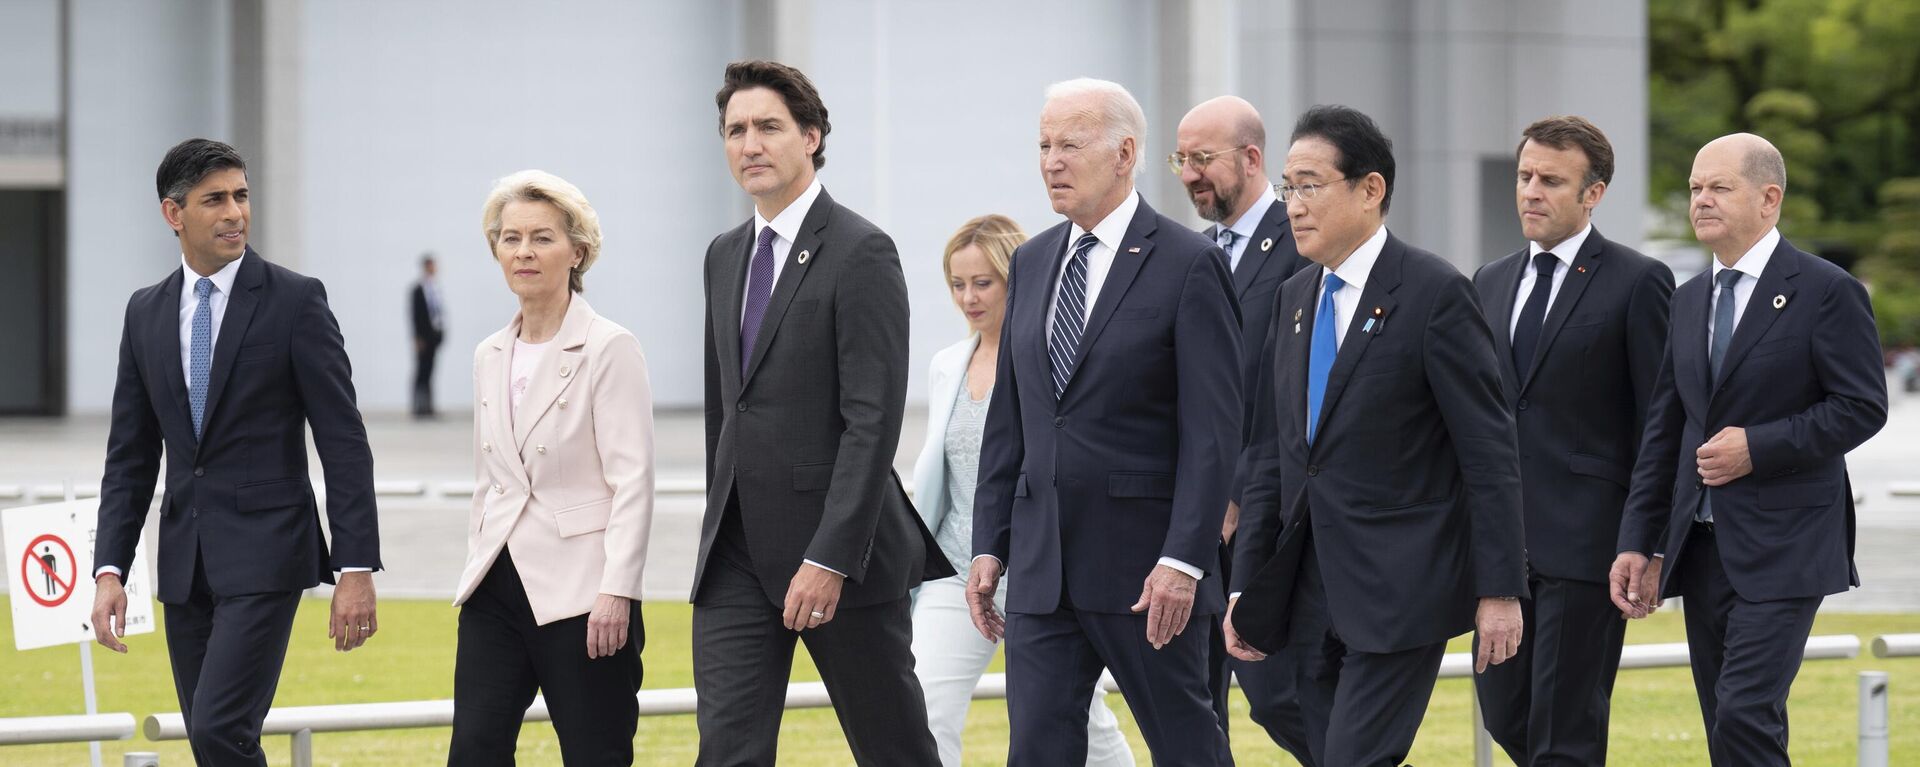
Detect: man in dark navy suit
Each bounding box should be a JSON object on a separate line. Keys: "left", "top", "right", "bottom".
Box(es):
{"left": 1470, "top": 115, "right": 1674, "bottom": 766}
{"left": 91, "top": 139, "right": 382, "bottom": 767}
{"left": 1611, "top": 133, "right": 1887, "bottom": 767}
{"left": 969, "top": 77, "right": 1241, "bottom": 767}
{"left": 1174, "top": 95, "right": 1314, "bottom": 764}
{"left": 1227, "top": 105, "right": 1529, "bottom": 767}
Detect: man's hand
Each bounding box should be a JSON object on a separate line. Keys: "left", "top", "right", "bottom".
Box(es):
{"left": 1221, "top": 500, "right": 1241, "bottom": 543}
{"left": 328, "top": 571, "right": 378, "bottom": 652}
{"left": 586, "top": 594, "right": 632, "bottom": 659}
{"left": 783, "top": 562, "right": 844, "bottom": 632}
{"left": 1130, "top": 564, "right": 1198, "bottom": 650}
{"left": 1607, "top": 552, "right": 1663, "bottom": 619}
{"left": 1474, "top": 597, "right": 1523, "bottom": 673}
{"left": 1697, "top": 426, "right": 1753, "bottom": 486}
{"left": 1222, "top": 596, "right": 1267, "bottom": 662}
{"left": 91, "top": 573, "right": 129, "bottom": 653}
{"left": 966, "top": 557, "right": 1006, "bottom": 642}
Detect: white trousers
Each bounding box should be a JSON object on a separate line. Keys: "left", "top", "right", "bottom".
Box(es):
{"left": 910, "top": 573, "right": 1136, "bottom": 767}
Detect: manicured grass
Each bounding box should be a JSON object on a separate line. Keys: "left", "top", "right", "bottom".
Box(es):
{"left": 2, "top": 597, "right": 1916, "bottom": 765}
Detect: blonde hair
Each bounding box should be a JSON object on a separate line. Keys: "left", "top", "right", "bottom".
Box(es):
{"left": 942, "top": 214, "right": 1025, "bottom": 284}
{"left": 481, "top": 170, "right": 603, "bottom": 293}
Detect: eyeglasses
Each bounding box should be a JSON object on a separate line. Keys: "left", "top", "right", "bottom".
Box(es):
{"left": 1276, "top": 177, "right": 1351, "bottom": 203}
{"left": 1166, "top": 146, "right": 1247, "bottom": 174}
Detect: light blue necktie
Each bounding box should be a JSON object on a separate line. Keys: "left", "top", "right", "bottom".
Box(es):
{"left": 189, "top": 277, "right": 214, "bottom": 440}
{"left": 1699, "top": 269, "right": 1742, "bottom": 523}
{"left": 1049, "top": 233, "right": 1099, "bottom": 399}
{"left": 1215, "top": 228, "right": 1240, "bottom": 271}
{"left": 1306, "top": 273, "right": 1345, "bottom": 444}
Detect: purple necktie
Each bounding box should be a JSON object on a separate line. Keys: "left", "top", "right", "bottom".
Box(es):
{"left": 740, "top": 226, "right": 779, "bottom": 375}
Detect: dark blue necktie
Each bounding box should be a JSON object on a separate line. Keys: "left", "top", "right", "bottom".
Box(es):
{"left": 739, "top": 226, "right": 779, "bottom": 376}
{"left": 1214, "top": 228, "right": 1239, "bottom": 271}
{"left": 189, "top": 277, "right": 214, "bottom": 439}
{"left": 1049, "top": 233, "right": 1099, "bottom": 399}
{"left": 1698, "top": 269, "right": 1742, "bottom": 523}
{"left": 1510, "top": 252, "right": 1558, "bottom": 379}
{"left": 1306, "top": 273, "right": 1345, "bottom": 444}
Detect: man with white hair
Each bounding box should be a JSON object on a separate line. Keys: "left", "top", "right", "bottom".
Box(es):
{"left": 969, "top": 78, "right": 1241, "bottom": 766}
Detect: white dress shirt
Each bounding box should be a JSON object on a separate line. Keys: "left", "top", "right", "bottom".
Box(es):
{"left": 1509, "top": 223, "right": 1592, "bottom": 339}
{"left": 1708, "top": 227, "right": 1780, "bottom": 343}
{"left": 741, "top": 178, "right": 825, "bottom": 325}
{"left": 1220, "top": 187, "right": 1279, "bottom": 273}
{"left": 1319, "top": 225, "right": 1390, "bottom": 353}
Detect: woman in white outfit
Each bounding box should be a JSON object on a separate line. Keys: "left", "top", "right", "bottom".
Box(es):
{"left": 909, "top": 214, "right": 1135, "bottom": 767}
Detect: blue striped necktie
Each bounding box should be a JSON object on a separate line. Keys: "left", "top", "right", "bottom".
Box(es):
{"left": 189, "top": 277, "right": 214, "bottom": 439}
{"left": 1049, "top": 233, "right": 1099, "bottom": 399}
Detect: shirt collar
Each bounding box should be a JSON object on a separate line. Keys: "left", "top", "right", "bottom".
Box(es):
{"left": 1324, "top": 225, "right": 1388, "bottom": 292}
{"left": 1528, "top": 222, "right": 1592, "bottom": 267}
{"left": 181, "top": 253, "right": 244, "bottom": 299}
{"left": 1069, "top": 189, "right": 1141, "bottom": 253}
{"left": 753, "top": 178, "right": 825, "bottom": 246}
{"left": 1712, "top": 227, "right": 1780, "bottom": 283}
{"left": 1225, "top": 187, "right": 1279, "bottom": 240}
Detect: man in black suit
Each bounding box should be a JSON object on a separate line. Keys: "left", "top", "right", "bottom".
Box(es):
{"left": 1470, "top": 115, "right": 1674, "bottom": 766}
{"left": 90, "top": 138, "right": 382, "bottom": 767}
{"left": 1611, "top": 133, "right": 1887, "bottom": 767}
{"left": 1174, "top": 94, "right": 1314, "bottom": 763}
{"left": 969, "top": 77, "right": 1241, "bottom": 767}
{"left": 408, "top": 253, "right": 443, "bottom": 418}
{"left": 691, "top": 60, "right": 948, "bottom": 766}
{"left": 1226, "top": 105, "right": 1528, "bottom": 766}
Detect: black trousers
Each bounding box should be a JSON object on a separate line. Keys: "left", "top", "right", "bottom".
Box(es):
{"left": 1289, "top": 540, "right": 1447, "bottom": 767}
{"left": 412, "top": 337, "right": 439, "bottom": 415}
{"left": 1005, "top": 583, "right": 1231, "bottom": 766}
{"left": 1473, "top": 573, "right": 1626, "bottom": 765}
{"left": 691, "top": 502, "right": 939, "bottom": 767}
{"left": 163, "top": 553, "right": 302, "bottom": 767}
{"left": 1675, "top": 524, "right": 1822, "bottom": 767}
{"left": 1219, "top": 537, "right": 1316, "bottom": 765}
{"left": 449, "top": 551, "right": 644, "bottom": 766}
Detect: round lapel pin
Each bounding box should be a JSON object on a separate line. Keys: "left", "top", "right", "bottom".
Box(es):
{"left": 1261, "top": 237, "right": 1274, "bottom": 253}
{"left": 797, "top": 250, "right": 811, "bottom": 265}
{"left": 1773, "top": 294, "right": 1787, "bottom": 309}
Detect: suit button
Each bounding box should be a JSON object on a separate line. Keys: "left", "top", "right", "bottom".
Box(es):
{"left": 557, "top": 398, "right": 568, "bottom": 410}
{"left": 536, "top": 445, "right": 547, "bottom": 454}
{"left": 1696, "top": 479, "right": 1704, "bottom": 489}
{"left": 1306, "top": 465, "right": 1319, "bottom": 477}
{"left": 1517, "top": 398, "right": 1529, "bottom": 411}
{"left": 482, "top": 442, "right": 491, "bottom": 453}
{"left": 482, "top": 398, "right": 489, "bottom": 407}
{"left": 1053, "top": 417, "right": 1065, "bottom": 428}
{"left": 193, "top": 467, "right": 205, "bottom": 477}
{"left": 492, "top": 484, "right": 504, "bottom": 494}
{"left": 738, "top": 402, "right": 749, "bottom": 412}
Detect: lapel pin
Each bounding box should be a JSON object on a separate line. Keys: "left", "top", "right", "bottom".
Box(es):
{"left": 1294, "top": 308, "right": 1303, "bottom": 321}
{"left": 1576, "top": 266, "right": 1587, "bottom": 273}
{"left": 1127, "top": 246, "right": 1141, "bottom": 253}
{"left": 1293, "top": 308, "right": 1303, "bottom": 334}
{"left": 1773, "top": 294, "right": 1787, "bottom": 309}
{"left": 796, "top": 250, "right": 810, "bottom": 265}
{"left": 1372, "top": 306, "right": 1387, "bottom": 334}
{"left": 1362, "top": 318, "right": 1375, "bottom": 333}
{"left": 1261, "top": 237, "right": 1274, "bottom": 252}
{"left": 1294, "top": 323, "right": 1302, "bottom": 334}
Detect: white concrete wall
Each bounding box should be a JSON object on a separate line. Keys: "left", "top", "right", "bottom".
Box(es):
{"left": 0, "top": 0, "right": 60, "bottom": 117}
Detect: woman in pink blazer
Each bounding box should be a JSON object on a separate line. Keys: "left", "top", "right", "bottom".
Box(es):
{"left": 449, "top": 170, "right": 656, "bottom": 765}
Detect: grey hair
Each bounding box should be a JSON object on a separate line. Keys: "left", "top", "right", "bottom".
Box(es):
{"left": 1742, "top": 141, "right": 1788, "bottom": 193}
{"left": 1044, "top": 78, "right": 1148, "bottom": 177}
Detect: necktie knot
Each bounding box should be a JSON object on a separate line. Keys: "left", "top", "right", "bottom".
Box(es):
{"left": 756, "top": 226, "right": 778, "bottom": 249}
{"left": 1716, "top": 268, "right": 1741, "bottom": 290}
{"left": 1323, "top": 272, "right": 1345, "bottom": 296}
{"left": 1217, "top": 229, "right": 1240, "bottom": 250}
{"left": 1532, "top": 252, "right": 1558, "bottom": 275}
{"left": 1074, "top": 232, "right": 1099, "bottom": 256}
{"left": 195, "top": 277, "right": 214, "bottom": 300}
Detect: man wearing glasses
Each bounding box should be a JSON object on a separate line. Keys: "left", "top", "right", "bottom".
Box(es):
{"left": 1227, "top": 105, "right": 1527, "bottom": 766}
{"left": 1172, "top": 95, "right": 1314, "bottom": 765}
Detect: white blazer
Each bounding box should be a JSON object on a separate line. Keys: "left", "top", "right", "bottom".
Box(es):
{"left": 452, "top": 295, "right": 656, "bottom": 625}
{"left": 909, "top": 334, "right": 981, "bottom": 540}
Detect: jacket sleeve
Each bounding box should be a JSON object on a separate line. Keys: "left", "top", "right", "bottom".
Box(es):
{"left": 973, "top": 255, "right": 1027, "bottom": 564}
{"left": 1162, "top": 247, "right": 1242, "bottom": 571}
{"left": 1230, "top": 296, "right": 1284, "bottom": 592}
{"left": 290, "top": 278, "right": 381, "bottom": 570}
{"left": 590, "top": 332, "right": 657, "bottom": 599}
{"left": 1745, "top": 274, "right": 1889, "bottom": 473}
{"left": 96, "top": 299, "right": 163, "bottom": 577}
{"left": 1424, "top": 273, "right": 1527, "bottom": 598}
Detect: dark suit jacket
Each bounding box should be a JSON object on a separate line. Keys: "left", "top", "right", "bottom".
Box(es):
{"left": 1617, "top": 237, "right": 1886, "bottom": 601}
{"left": 1234, "top": 233, "right": 1527, "bottom": 654}
{"left": 693, "top": 188, "right": 950, "bottom": 609}
{"left": 96, "top": 249, "right": 381, "bottom": 603}
{"left": 1472, "top": 229, "right": 1673, "bottom": 583}
{"left": 1206, "top": 205, "right": 1312, "bottom": 506}
{"left": 410, "top": 283, "right": 442, "bottom": 346}
{"left": 973, "top": 196, "right": 1242, "bottom": 617}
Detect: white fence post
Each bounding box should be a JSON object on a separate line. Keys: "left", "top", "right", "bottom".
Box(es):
{"left": 291, "top": 728, "right": 314, "bottom": 767}
{"left": 122, "top": 753, "right": 158, "bottom": 767}
{"left": 1859, "top": 671, "right": 1888, "bottom": 767}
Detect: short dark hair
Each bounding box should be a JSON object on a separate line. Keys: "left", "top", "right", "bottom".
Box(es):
{"left": 1290, "top": 105, "right": 1396, "bottom": 214}
{"left": 716, "top": 60, "right": 832, "bottom": 170}
{"left": 1516, "top": 115, "right": 1614, "bottom": 189}
{"left": 156, "top": 138, "right": 247, "bottom": 205}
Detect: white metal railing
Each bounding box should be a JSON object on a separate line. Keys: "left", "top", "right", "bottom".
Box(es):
{"left": 1871, "top": 633, "right": 1920, "bottom": 657}
{"left": 0, "top": 713, "right": 136, "bottom": 746}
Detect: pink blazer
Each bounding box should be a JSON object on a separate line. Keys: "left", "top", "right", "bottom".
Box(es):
{"left": 452, "top": 295, "right": 655, "bottom": 625}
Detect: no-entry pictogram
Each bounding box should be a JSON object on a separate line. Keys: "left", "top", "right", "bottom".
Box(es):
{"left": 20, "top": 533, "right": 76, "bottom": 607}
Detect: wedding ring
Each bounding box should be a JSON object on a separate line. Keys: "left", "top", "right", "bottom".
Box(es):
{"left": 809, "top": 611, "right": 825, "bottom": 619}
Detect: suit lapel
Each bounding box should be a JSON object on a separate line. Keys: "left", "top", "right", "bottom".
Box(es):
{"left": 1485, "top": 251, "right": 1524, "bottom": 375}
{"left": 197, "top": 250, "right": 264, "bottom": 444}
{"left": 1518, "top": 233, "right": 1605, "bottom": 393}
{"left": 742, "top": 190, "right": 831, "bottom": 386}
{"left": 154, "top": 268, "right": 194, "bottom": 432}
{"left": 1280, "top": 275, "right": 1315, "bottom": 450}
{"left": 512, "top": 296, "right": 593, "bottom": 449}
{"left": 711, "top": 222, "right": 751, "bottom": 395}
{"left": 477, "top": 327, "right": 527, "bottom": 480}
{"left": 1310, "top": 235, "right": 1403, "bottom": 453}
{"left": 1064, "top": 202, "right": 1156, "bottom": 392}
{"left": 1030, "top": 225, "right": 1073, "bottom": 406}
{"left": 1234, "top": 205, "right": 1291, "bottom": 298}
{"left": 1713, "top": 239, "right": 1800, "bottom": 392}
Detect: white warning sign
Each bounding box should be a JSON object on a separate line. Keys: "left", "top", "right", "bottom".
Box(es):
{"left": 3, "top": 500, "right": 156, "bottom": 651}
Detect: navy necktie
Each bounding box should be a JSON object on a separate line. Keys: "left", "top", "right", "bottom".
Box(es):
{"left": 1306, "top": 272, "right": 1345, "bottom": 444}
{"left": 1214, "top": 228, "right": 1239, "bottom": 271}
{"left": 1049, "top": 233, "right": 1099, "bottom": 399}
{"left": 739, "top": 226, "right": 779, "bottom": 376}
{"left": 1510, "top": 252, "right": 1558, "bottom": 379}
{"left": 189, "top": 277, "right": 214, "bottom": 439}
{"left": 1699, "top": 268, "right": 1743, "bottom": 524}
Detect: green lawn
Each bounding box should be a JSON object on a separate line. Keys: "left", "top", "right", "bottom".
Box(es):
{"left": 2, "top": 597, "right": 1916, "bottom": 765}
